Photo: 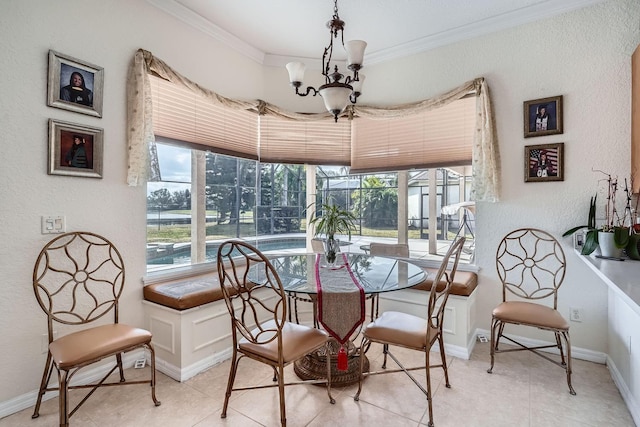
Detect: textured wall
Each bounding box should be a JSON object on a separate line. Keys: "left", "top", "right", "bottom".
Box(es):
{"left": 0, "top": 0, "right": 263, "bottom": 404}
{"left": 266, "top": 0, "right": 640, "bottom": 354}
{"left": 0, "top": 0, "right": 639, "bottom": 410}
{"left": 340, "top": 0, "right": 640, "bottom": 352}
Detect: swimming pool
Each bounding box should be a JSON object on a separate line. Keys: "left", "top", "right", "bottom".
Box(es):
{"left": 147, "top": 236, "right": 306, "bottom": 267}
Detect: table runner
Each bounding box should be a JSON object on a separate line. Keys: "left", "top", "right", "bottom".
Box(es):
{"left": 315, "top": 253, "right": 365, "bottom": 370}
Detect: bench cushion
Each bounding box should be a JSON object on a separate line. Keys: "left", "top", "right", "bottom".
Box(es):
{"left": 143, "top": 275, "right": 225, "bottom": 310}
{"left": 411, "top": 268, "right": 477, "bottom": 297}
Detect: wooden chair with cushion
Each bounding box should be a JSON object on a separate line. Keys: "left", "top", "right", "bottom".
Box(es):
{"left": 217, "top": 240, "right": 334, "bottom": 427}
{"left": 368, "top": 242, "right": 410, "bottom": 321}
{"left": 487, "top": 228, "right": 575, "bottom": 395}
{"left": 31, "top": 232, "right": 160, "bottom": 427}
{"left": 354, "top": 237, "right": 465, "bottom": 427}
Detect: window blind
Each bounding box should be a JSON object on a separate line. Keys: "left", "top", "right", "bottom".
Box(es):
{"left": 150, "top": 75, "right": 259, "bottom": 160}
{"left": 259, "top": 115, "right": 351, "bottom": 165}
{"left": 350, "top": 97, "right": 476, "bottom": 173}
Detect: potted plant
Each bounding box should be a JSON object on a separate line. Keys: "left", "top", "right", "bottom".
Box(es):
{"left": 564, "top": 172, "right": 633, "bottom": 257}
{"left": 308, "top": 201, "right": 357, "bottom": 264}
{"left": 563, "top": 194, "right": 599, "bottom": 255}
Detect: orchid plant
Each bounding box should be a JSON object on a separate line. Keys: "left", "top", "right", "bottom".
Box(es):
{"left": 563, "top": 170, "right": 638, "bottom": 254}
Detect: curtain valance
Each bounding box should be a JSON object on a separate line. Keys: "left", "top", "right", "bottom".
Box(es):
{"left": 127, "top": 49, "right": 500, "bottom": 202}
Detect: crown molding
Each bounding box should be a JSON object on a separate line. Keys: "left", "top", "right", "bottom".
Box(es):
{"left": 146, "top": 0, "right": 265, "bottom": 64}
{"left": 148, "top": 0, "right": 605, "bottom": 68}
{"left": 365, "top": 0, "right": 605, "bottom": 65}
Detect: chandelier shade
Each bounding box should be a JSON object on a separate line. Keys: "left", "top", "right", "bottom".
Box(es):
{"left": 345, "top": 40, "right": 367, "bottom": 69}
{"left": 318, "top": 83, "right": 353, "bottom": 118}
{"left": 285, "top": 0, "right": 366, "bottom": 122}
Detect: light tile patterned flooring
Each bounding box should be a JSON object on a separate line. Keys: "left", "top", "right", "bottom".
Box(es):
{"left": 1, "top": 341, "right": 634, "bottom": 427}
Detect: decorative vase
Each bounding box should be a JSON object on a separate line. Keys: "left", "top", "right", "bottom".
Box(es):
{"left": 324, "top": 237, "right": 340, "bottom": 266}
{"left": 598, "top": 231, "right": 624, "bottom": 258}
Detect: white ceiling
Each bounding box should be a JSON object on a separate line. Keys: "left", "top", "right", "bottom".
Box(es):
{"left": 148, "top": 0, "right": 605, "bottom": 67}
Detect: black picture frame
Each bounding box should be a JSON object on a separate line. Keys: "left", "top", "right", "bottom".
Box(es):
{"left": 523, "top": 95, "right": 563, "bottom": 138}
{"left": 47, "top": 50, "right": 103, "bottom": 118}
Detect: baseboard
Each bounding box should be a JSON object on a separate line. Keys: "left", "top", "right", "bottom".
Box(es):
{"left": 155, "top": 348, "right": 233, "bottom": 382}
{"left": 474, "top": 328, "right": 607, "bottom": 364}
{"left": 0, "top": 350, "right": 145, "bottom": 419}
{"left": 607, "top": 354, "right": 640, "bottom": 426}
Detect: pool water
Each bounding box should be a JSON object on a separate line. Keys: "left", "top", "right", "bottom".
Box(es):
{"left": 148, "top": 237, "right": 306, "bottom": 266}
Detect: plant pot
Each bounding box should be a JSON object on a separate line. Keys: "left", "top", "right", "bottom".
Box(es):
{"left": 627, "top": 234, "right": 640, "bottom": 260}
{"left": 598, "top": 231, "right": 624, "bottom": 258}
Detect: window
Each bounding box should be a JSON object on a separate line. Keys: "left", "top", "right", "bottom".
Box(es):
{"left": 147, "top": 148, "right": 474, "bottom": 274}
{"left": 146, "top": 141, "right": 307, "bottom": 274}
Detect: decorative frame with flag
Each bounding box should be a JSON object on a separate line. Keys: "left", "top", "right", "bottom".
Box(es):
{"left": 524, "top": 142, "right": 564, "bottom": 182}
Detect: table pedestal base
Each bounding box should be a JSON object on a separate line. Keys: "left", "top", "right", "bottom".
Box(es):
{"left": 294, "top": 340, "right": 369, "bottom": 387}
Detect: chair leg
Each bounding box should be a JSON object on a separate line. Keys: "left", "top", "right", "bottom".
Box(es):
{"left": 437, "top": 333, "right": 450, "bottom": 388}
{"left": 277, "top": 364, "right": 286, "bottom": 427}
{"left": 487, "top": 316, "right": 500, "bottom": 374}
{"left": 325, "top": 342, "right": 335, "bottom": 404}
{"left": 311, "top": 295, "right": 319, "bottom": 329}
{"left": 32, "top": 352, "right": 53, "bottom": 419}
{"left": 369, "top": 294, "right": 379, "bottom": 321}
{"left": 561, "top": 331, "right": 576, "bottom": 395}
{"left": 147, "top": 343, "right": 161, "bottom": 406}
{"left": 354, "top": 336, "right": 369, "bottom": 401}
{"left": 221, "top": 350, "right": 240, "bottom": 419}
{"left": 555, "top": 332, "right": 567, "bottom": 366}
{"left": 58, "top": 369, "right": 70, "bottom": 427}
{"left": 382, "top": 343, "right": 389, "bottom": 369}
{"left": 425, "top": 345, "right": 434, "bottom": 427}
{"left": 116, "top": 353, "right": 125, "bottom": 382}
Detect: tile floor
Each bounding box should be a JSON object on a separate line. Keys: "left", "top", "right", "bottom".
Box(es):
{"left": 1, "top": 341, "right": 634, "bottom": 427}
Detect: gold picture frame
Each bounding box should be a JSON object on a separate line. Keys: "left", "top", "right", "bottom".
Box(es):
{"left": 523, "top": 95, "right": 563, "bottom": 138}
{"left": 524, "top": 142, "right": 564, "bottom": 182}
{"left": 48, "top": 119, "right": 103, "bottom": 178}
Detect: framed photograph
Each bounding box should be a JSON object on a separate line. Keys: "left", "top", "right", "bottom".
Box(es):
{"left": 523, "top": 95, "right": 563, "bottom": 138}
{"left": 47, "top": 50, "right": 103, "bottom": 117}
{"left": 524, "top": 142, "right": 564, "bottom": 182}
{"left": 48, "top": 119, "right": 103, "bottom": 178}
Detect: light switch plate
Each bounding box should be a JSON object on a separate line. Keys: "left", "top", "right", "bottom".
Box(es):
{"left": 41, "top": 216, "right": 66, "bottom": 234}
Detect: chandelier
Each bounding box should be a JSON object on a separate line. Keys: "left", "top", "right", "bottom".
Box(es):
{"left": 285, "top": 0, "right": 366, "bottom": 122}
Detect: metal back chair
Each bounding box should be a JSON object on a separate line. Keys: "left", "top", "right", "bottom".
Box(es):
{"left": 217, "top": 240, "right": 334, "bottom": 426}
{"left": 355, "top": 237, "right": 465, "bottom": 427}
{"left": 487, "top": 228, "right": 575, "bottom": 395}
{"left": 31, "top": 232, "right": 160, "bottom": 427}
{"left": 368, "top": 242, "right": 410, "bottom": 320}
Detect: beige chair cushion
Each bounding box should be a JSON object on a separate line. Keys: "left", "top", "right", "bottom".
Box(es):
{"left": 412, "top": 269, "right": 478, "bottom": 297}
{"left": 492, "top": 301, "right": 569, "bottom": 331}
{"left": 363, "top": 311, "right": 437, "bottom": 350}
{"left": 239, "top": 320, "right": 329, "bottom": 364}
{"left": 143, "top": 275, "right": 237, "bottom": 310}
{"left": 49, "top": 324, "right": 152, "bottom": 370}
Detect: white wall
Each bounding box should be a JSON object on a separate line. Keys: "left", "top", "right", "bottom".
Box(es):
{"left": 1, "top": 0, "right": 639, "bottom": 411}
{"left": 0, "top": 0, "right": 263, "bottom": 404}
{"left": 266, "top": 0, "right": 640, "bottom": 354}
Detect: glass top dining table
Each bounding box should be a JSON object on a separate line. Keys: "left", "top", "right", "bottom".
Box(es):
{"left": 260, "top": 252, "right": 427, "bottom": 294}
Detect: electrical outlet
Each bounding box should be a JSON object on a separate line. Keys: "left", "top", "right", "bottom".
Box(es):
{"left": 41, "top": 215, "right": 66, "bottom": 234}
{"left": 570, "top": 307, "right": 583, "bottom": 322}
